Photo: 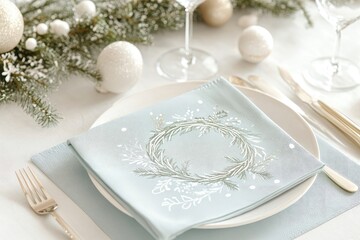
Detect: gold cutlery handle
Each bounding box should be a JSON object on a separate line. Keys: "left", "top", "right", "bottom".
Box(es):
{"left": 322, "top": 166, "right": 358, "bottom": 193}
{"left": 277, "top": 66, "right": 360, "bottom": 147}
{"left": 318, "top": 100, "right": 360, "bottom": 134}
{"left": 50, "top": 211, "right": 80, "bottom": 239}
{"left": 312, "top": 100, "right": 360, "bottom": 147}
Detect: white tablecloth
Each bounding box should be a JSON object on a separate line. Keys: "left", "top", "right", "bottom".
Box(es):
{"left": 1, "top": 3, "right": 360, "bottom": 239}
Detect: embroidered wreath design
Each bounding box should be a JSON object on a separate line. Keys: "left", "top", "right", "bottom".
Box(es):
{"left": 135, "top": 111, "right": 274, "bottom": 190}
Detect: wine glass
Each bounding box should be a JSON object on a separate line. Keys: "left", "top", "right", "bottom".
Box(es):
{"left": 156, "top": 0, "right": 218, "bottom": 82}
{"left": 303, "top": 0, "right": 360, "bottom": 91}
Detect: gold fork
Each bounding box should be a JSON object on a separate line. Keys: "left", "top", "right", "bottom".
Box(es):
{"left": 15, "top": 166, "right": 79, "bottom": 239}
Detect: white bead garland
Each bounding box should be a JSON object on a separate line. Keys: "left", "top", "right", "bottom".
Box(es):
{"left": 74, "top": 0, "right": 97, "bottom": 19}
{"left": 0, "top": 0, "right": 24, "bottom": 53}
{"left": 36, "top": 23, "right": 49, "bottom": 35}
{"left": 25, "top": 38, "right": 37, "bottom": 51}
{"left": 50, "top": 19, "right": 70, "bottom": 37}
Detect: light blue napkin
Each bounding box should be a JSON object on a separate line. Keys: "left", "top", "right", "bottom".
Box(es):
{"left": 32, "top": 135, "right": 360, "bottom": 240}
{"left": 66, "top": 78, "right": 324, "bottom": 240}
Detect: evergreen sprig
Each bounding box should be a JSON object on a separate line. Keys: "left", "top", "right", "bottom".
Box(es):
{"left": 0, "top": 0, "right": 311, "bottom": 127}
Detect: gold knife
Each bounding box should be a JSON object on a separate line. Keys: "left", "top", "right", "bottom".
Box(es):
{"left": 278, "top": 66, "right": 360, "bottom": 147}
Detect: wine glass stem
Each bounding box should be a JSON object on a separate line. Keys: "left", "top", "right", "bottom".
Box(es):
{"left": 331, "top": 27, "right": 341, "bottom": 74}
{"left": 184, "top": 8, "right": 194, "bottom": 65}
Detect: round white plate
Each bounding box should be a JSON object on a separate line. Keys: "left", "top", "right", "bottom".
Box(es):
{"left": 90, "top": 81, "right": 319, "bottom": 229}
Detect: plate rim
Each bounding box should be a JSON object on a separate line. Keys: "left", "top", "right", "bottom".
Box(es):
{"left": 89, "top": 81, "right": 320, "bottom": 229}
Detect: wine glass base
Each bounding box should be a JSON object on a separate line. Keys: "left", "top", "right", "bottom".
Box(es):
{"left": 303, "top": 57, "right": 360, "bottom": 91}
{"left": 156, "top": 48, "right": 218, "bottom": 82}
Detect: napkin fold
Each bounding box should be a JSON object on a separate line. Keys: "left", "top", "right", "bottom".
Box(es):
{"left": 66, "top": 78, "right": 324, "bottom": 240}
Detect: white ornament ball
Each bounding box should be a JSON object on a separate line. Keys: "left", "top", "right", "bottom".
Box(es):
{"left": 50, "top": 19, "right": 70, "bottom": 37}
{"left": 74, "top": 0, "right": 96, "bottom": 19}
{"left": 199, "top": 0, "right": 233, "bottom": 27}
{"left": 238, "top": 14, "right": 258, "bottom": 29}
{"left": 25, "top": 38, "right": 37, "bottom": 51}
{"left": 36, "top": 23, "right": 48, "bottom": 35}
{"left": 238, "top": 26, "right": 273, "bottom": 63}
{"left": 96, "top": 41, "right": 143, "bottom": 94}
{"left": 0, "top": 0, "right": 24, "bottom": 53}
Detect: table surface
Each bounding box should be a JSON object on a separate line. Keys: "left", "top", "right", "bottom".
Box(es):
{"left": 1, "top": 3, "right": 360, "bottom": 240}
